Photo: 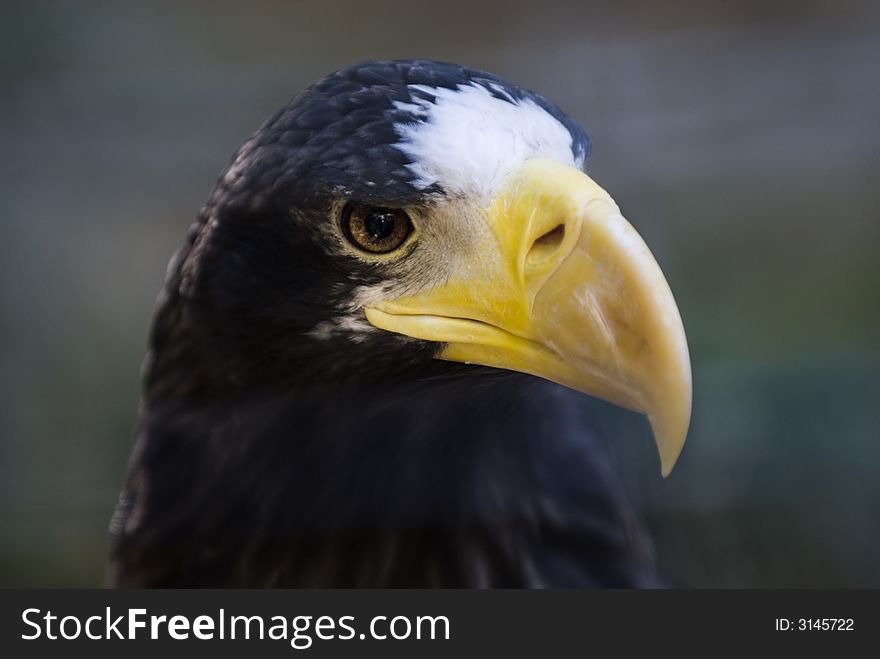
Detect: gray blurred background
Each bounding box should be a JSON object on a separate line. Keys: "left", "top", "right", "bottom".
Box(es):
{"left": 2, "top": 0, "right": 878, "bottom": 586}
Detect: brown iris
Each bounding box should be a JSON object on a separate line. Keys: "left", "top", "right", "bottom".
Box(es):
{"left": 341, "top": 204, "right": 413, "bottom": 254}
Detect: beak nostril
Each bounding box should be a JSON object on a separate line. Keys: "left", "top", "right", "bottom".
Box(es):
{"left": 526, "top": 224, "right": 566, "bottom": 267}
{"left": 534, "top": 224, "right": 566, "bottom": 248}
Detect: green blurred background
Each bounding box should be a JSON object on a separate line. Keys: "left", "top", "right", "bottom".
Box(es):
{"left": 2, "top": 0, "right": 878, "bottom": 587}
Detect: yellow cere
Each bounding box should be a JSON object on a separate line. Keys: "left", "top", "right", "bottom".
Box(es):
{"left": 365, "top": 158, "right": 692, "bottom": 476}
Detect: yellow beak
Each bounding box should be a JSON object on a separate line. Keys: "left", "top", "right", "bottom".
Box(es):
{"left": 365, "top": 159, "right": 692, "bottom": 475}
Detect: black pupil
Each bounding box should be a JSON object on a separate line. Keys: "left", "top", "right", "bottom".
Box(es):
{"left": 365, "top": 211, "right": 396, "bottom": 240}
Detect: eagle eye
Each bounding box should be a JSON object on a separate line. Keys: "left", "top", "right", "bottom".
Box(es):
{"left": 341, "top": 204, "right": 413, "bottom": 254}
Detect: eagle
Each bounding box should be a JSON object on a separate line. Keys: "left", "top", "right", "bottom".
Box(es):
{"left": 109, "top": 59, "right": 692, "bottom": 588}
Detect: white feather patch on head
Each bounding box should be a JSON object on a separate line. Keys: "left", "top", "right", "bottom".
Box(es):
{"left": 392, "top": 83, "right": 581, "bottom": 198}
{"left": 307, "top": 314, "right": 374, "bottom": 343}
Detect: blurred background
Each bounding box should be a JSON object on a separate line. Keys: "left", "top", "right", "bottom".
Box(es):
{"left": 2, "top": 0, "right": 878, "bottom": 586}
